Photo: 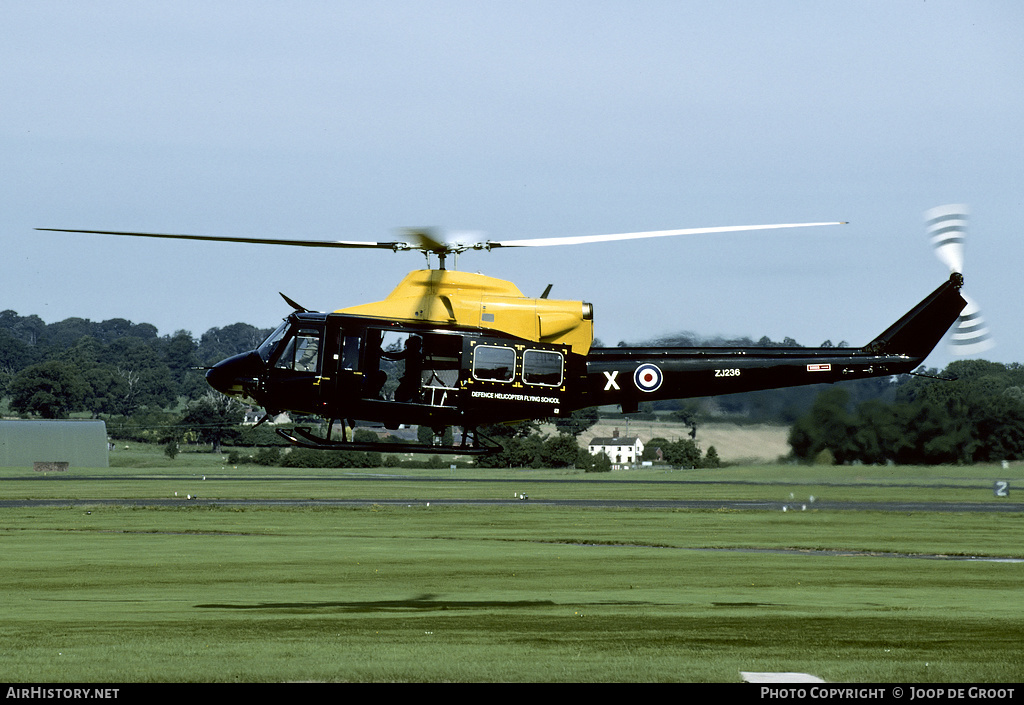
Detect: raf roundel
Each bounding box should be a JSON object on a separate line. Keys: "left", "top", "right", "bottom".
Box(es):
{"left": 633, "top": 363, "right": 663, "bottom": 392}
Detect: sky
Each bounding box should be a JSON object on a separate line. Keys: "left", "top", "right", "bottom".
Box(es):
{"left": 2, "top": 1, "right": 1021, "bottom": 369}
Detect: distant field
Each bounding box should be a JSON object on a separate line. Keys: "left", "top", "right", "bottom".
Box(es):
{"left": 577, "top": 420, "right": 790, "bottom": 463}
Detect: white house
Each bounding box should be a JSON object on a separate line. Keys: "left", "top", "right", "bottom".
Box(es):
{"left": 588, "top": 431, "right": 644, "bottom": 467}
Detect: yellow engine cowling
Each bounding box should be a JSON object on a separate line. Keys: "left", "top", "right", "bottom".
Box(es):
{"left": 335, "top": 269, "right": 594, "bottom": 354}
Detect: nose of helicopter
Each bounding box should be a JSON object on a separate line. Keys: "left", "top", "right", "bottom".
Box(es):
{"left": 205, "top": 351, "right": 264, "bottom": 402}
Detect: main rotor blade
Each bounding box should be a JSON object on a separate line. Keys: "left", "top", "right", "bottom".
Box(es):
{"left": 38, "top": 220, "right": 846, "bottom": 256}
{"left": 401, "top": 227, "right": 449, "bottom": 254}
{"left": 36, "top": 228, "right": 409, "bottom": 251}
{"left": 480, "top": 221, "right": 846, "bottom": 249}
{"left": 279, "top": 292, "right": 310, "bottom": 312}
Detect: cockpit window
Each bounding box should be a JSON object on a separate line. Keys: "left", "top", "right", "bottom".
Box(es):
{"left": 274, "top": 328, "right": 323, "bottom": 372}
{"left": 257, "top": 321, "right": 290, "bottom": 363}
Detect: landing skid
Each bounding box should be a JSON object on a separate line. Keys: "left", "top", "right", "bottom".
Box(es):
{"left": 275, "top": 426, "right": 503, "bottom": 456}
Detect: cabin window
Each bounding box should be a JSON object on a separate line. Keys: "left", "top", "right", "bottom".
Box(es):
{"left": 340, "top": 336, "right": 361, "bottom": 370}
{"left": 522, "top": 350, "right": 563, "bottom": 386}
{"left": 420, "top": 333, "right": 462, "bottom": 390}
{"left": 472, "top": 345, "right": 515, "bottom": 382}
{"left": 274, "top": 328, "right": 322, "bottom": 373}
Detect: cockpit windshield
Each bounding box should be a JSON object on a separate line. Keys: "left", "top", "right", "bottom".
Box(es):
{"left": 275, "top": 328, "right": 322, "bottom": 373}
{"left": 256, "top": 321, "right": 290, "bottom": 363}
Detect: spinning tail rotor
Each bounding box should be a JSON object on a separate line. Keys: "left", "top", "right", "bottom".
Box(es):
{"left": 924, "top": 204, "right": 993, "bottom": 355}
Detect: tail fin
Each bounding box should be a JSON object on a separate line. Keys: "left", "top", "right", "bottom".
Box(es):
{"left": 862, "top": 274, "right": 967, "bottom": 359}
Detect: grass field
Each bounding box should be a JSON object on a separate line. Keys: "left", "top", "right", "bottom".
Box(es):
{"left": 2, "top": 444, "right": 1022, "bottom": 683}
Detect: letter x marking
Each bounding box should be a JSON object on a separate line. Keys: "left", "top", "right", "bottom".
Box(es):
{"left": 603, "top": 371, "right": 620, "bottom": 390}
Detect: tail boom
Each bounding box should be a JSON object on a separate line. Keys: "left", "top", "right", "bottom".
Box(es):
{"left": 576, "top": 275, "right": 967, "bottom": 412}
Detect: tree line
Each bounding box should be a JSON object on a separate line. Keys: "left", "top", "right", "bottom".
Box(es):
{"left": 4, "top": 309, "right": 1021, "bottom": 467}
{"left": 0, "top": 310, "right": 273, "bottom": 418}
{"left": 788, "top": 359, "right": 1024, "bottom": 465}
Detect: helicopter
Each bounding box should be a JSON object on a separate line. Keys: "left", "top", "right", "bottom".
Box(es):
{"left": 40, "top": 209, "right": 979, "bottom": 456}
